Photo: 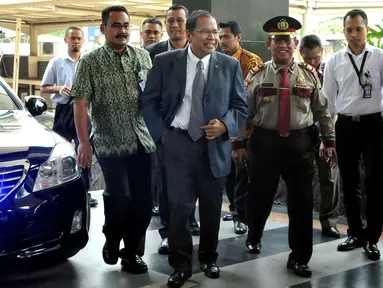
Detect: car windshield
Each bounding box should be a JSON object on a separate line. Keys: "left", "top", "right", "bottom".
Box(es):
{"left": 0, "top": 83, "right": 18, "bottom": 110}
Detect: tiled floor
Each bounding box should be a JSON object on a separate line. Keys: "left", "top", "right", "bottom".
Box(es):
{"left": 1, "top": 190, "right": 382, "bottom": 288}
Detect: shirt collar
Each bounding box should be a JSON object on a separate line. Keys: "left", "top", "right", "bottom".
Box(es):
{"left": 168, "top": 40, "right": 189, "bottom": 51}
{"left": 103, "top": 43, "right": 129, "bottom": 57}
{"left": 65, "top": 52, "right": 82, "bottom": 63}
{"left": 232, "top": 47, "right": 243, "bottom": 61}
{"left": 271, "top": 59, "right": 296, "bottom": 74}
{"left": 343, "top": 43, "right": 373, "bottom": 56}
{"left": 187, "top": 46, "right": 211, "bottom": 69}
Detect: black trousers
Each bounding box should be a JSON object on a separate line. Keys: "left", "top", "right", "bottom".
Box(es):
{"left": 156, "top": 144, "right": 197, "bottom": 240}
{"left": 164, "top": 130, "right": 224, "bottom": 272}
{"left": 96, "top": 143, "right": 153, "bottom": 258}
{"left": 336, "top": 113, "right": 383, "bottom": 243}
{"left": 225, "top": 156, "right": 249, "bottom": 223}
{"left": 246, "top": 127, "right": 314, "bottom": 264}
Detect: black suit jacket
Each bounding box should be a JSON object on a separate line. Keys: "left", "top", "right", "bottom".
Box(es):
{"left": 145, "top": 41, "right": 169, "bottom": 62}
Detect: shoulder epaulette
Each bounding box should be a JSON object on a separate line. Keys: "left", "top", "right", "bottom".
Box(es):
{"left": 248, "top": 64, "right": 265, "bottom": 76}
{"left": 298, "top": 62, "right": 316, "bottom": 74}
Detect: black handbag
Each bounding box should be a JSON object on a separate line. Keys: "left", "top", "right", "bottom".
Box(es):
{"left": 52, "top": 97, "right": 77, "bottom": 141}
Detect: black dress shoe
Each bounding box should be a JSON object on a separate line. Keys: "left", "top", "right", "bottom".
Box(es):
{"left": 222, "top": 213, "right": 233, "bottom": 221}
{"left": 167, "top": 270, "right": 192, "bottom": 288}
{"left": 121, "top": 255, "right": 148, "bottom": 274}
{"left": 322, "top": 227, "right": 340, "bottom": 238}
{"left": 158, "top": 238, "right": 169, "bottom": 255}
{"left": 152, "top": 205, "right": 160, "bottom": 216}
{"left": 234, "top": 221, "right": 248, "bottom": 235}
{"left": 337, "top": 236, "right": 365, "bottom": 251}
{"left": 190, "top": 219, "right": 200, "bottom": 236}
{"left": 246, "top": 241, "right": 261, "bottom": 253}
{"left": 200, "top": 263, "right": 220, "bottom": 279}
{"left": 287, "top": 259, "right": 312, "bottom": 277}
{"left": 364, "top": 242, "right": 381, "bottom": 261}
{"left": 102, "top": 240, "right": 120, "bottom": 265}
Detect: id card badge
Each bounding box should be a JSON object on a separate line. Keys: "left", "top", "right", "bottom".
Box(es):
{"left": 363, "top": 84, "right": 372, "bottom": 98}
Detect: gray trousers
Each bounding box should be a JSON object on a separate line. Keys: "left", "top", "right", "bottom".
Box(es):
{"left": 315, "top": 152, "right": 340, "bottom": 228}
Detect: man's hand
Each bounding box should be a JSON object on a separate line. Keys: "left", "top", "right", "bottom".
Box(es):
{"left": 200, "top": 119, "right": 227, "bottom": 140}
{"left": 319, "top": 142, "right": 326, "bottom": 159}
{"left": 59, "top": 86, "right": 71, "bottom": 97}
{"left": 232, "top": 148, "right": 248, "bottom": 166}
{"left": 77, "top": 142, "right": 93, "bottom": 168}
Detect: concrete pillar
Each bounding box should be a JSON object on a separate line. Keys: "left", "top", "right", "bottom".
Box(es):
{"left": 302, "top": 0, "right": 314, "bottom": 37}
{"left": 173, "top": 0, "right": 289, "bottom": 61}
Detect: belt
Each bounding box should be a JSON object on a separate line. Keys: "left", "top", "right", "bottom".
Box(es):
{"left": 338, "top": 112, "right": 381, "bottom": 122}
{"left": 169, "top": 127, "right": 189, "bottom": 134}
{"left": 253, "top": 126, "right": 309, "bottom": 137}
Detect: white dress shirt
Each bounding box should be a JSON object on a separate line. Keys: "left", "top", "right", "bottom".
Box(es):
{"left": 323, "top": 43, "right": 383, "bottom": 116}
{"left": 41, "top": 53, "right": 81, "bottom": 104}
{"left": 171, "top": 46, "right": 211, "bottom": 129}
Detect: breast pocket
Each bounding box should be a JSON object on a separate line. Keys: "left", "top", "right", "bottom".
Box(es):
{"left": 292, "top": 87, "right": 311, "bottom": 113}
{"left": 258, "top": 87, "right": 277, "bottom": 109}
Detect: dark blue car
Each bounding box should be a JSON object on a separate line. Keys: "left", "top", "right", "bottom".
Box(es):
{"left": 0, "top": 77, "right": 89, "bottom": 264}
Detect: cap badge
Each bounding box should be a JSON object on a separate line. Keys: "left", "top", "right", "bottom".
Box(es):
{"left": 277, "top": 19, "right": 289, "bottom": 31}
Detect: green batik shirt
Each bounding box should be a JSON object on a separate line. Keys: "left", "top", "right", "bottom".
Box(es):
{"left": 70, "top": 44, "right": 156, "bottom": 157}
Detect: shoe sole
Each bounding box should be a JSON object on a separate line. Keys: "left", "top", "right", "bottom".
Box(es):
{"left": 234, "top": 229, "right": 248, "bottom": 235}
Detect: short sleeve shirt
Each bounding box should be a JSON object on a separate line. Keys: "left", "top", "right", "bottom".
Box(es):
{"left": 70, "top": 44, "right": 156, "bottom": 157}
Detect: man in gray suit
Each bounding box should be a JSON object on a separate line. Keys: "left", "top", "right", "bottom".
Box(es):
{"left": 142, "top": 10, "right": 248, "bottom": 288}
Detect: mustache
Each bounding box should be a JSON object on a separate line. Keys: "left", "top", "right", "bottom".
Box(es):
{"left": 116, "top": 34, "right": 128, "bottom": 39}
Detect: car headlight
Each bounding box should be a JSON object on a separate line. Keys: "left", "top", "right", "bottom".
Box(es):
{"left": 33, "top": 142, "right": 80, "bottom": 192}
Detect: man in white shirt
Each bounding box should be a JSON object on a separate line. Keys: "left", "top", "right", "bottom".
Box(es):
{"left": 323, "top": 9, "right": 383, "bottom": 261}
{"left": 41, "top": 27, "right": 98, "bottom": 207}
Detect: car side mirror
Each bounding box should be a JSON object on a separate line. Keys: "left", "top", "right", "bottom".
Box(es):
{"left": 24, "top": 96, "right": 47, "bottom": 117}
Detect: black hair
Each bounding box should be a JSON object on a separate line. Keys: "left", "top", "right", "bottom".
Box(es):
{"left": 186, "top": 10, "right": 213, "bottom": 31}
{"left": 102, "top": 6, "right": 129, "bottom": 25}
{"left": 142, "top": 17, "right": 162, "bottom": 28}
{"left": 343, "top": 9, "right": 368, "bottom": 27}
{"left": 218, "top": 21, "right": 242, "bottom": 36}
{"left": 299, "top": 34, "right": 322, "bottom": 50}
{"left": 166, "top": 4, "right": 189, "bottom": 19}
{"left": 65, "top": 27, "right": 84, "bottom": 37}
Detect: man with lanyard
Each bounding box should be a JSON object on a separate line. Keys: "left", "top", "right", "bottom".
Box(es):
{"left": 245, "top": 16, "right": 337, "bottom": 277}
{"left": 299, "top": 34, "right": 341, "bottom": 239}
{"left": 146, "top": 4, "right": 200, "bottom": 255}
{"left": 218, "top": 20, "right": 263, "bottom": 235}
{"left": 323, "top": 9, "right": 383, "bottom": 261}
{"left": 41, "top": 27, "right": 98, "bottom": 207}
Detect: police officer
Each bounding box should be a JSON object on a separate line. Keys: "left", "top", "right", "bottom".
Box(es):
{"left": 244, "top": 16, "right": 337, "bottom": 277}
{"left": 219, "top": 20, "right": 263, "bottom": 235}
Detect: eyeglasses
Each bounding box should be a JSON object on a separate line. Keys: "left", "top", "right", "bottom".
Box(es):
{"left": 192, "top": 28, "right": 219, "bottom": 36}
{"left": 106, "top": 23, "right": 132, "bottom": 30}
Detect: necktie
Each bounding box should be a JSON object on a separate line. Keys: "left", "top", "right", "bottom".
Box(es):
{"left": 278, "top": 67, "right": 290, "bottom": 136}
{"left": 188, "top": 60, "right": 205, "bottom": 142}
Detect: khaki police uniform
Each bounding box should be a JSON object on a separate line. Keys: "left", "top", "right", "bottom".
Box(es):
{"left": 244, "top": 16, "right": 335, "bottom": 269}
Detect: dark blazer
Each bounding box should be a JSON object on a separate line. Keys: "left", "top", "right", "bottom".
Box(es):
{"left": 141, "top": 47, "right": 248, "bottom": 178}
{"left": 146, "top": 40, "right": 169, "bottom": 62}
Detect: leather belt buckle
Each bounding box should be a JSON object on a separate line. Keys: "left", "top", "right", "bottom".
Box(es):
{"left": 351, "top": 116, "right": 360, "bottom": 122}
{"left": 280, "top": 133, "right": 289, "bottom": 137}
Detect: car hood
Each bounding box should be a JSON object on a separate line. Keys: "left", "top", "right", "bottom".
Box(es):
{"left": 0, "top": 110, "right": 55, "bottom": 162}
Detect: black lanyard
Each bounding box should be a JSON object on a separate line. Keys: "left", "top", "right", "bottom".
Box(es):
{"left": 347, "top": 51, "right": 368, "bottom": 88}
